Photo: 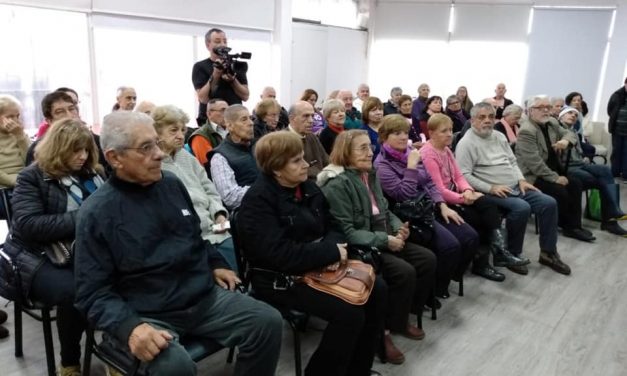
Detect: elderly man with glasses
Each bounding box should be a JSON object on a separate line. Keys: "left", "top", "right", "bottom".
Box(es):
{"left": 516, "top": 96, "right": 594, "bottom": 243}
{"left": 456, "top": 102, "right": 571, "bottom": 276}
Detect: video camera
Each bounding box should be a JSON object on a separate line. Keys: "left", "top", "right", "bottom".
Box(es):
{"left": 213, "top": 46, "right": 252, "bottom": 76}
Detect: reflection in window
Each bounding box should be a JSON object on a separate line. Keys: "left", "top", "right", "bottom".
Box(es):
{"left": 0, "top": 5, "right": 91, "bottom": 131}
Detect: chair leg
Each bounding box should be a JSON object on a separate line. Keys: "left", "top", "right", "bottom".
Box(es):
{"left": 431, "top": 295, "right": 437, "bottom": 320}
{"left": 83, "top": 329, "right": 94, "bottom": 376}
{"left": 289, "top": 321, "right": 302, "bottom": 376}
{"left": 534, "top": 214, "right": 539, "bottom": 235}
{"left": 458, "top": 275, "right": 464, "bottom": 297}
{"left": 14, "top": 300, "right": 23, "bottom": 357}
{"left": 41, "top": 308, "right": 56, "bottom": 376}
{"left": 226, "top": 347, "right": 235, "bottom": 363}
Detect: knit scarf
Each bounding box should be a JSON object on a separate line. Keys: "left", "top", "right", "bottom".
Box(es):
{"left": 382, "top": 143, "right": 410, "bottom": 164}
{"left": 327, "top": 122, "right": 344, "bottom": 134}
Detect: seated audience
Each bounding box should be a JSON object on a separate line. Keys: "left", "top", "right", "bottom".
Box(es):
{"left": 398, "top": 95, "right": 413, "bottom": 125}
{"left": 494, "top": 104, "right": 523, "bottom": 149}
{"left": 301, "top": 88, "right": 326, "bottom": 134}
{"left": 493, "top": 83, "right": 513, "bottom": 120}
{"left": 259, "top": 86, "right": 289, "bottom": 130}
{"left": 4, "top": 118, "right": 105, "bottom": 376}
{"left": 565, "top": 91, "right": 586, "bottom": 134}
{"left": 74, "top": 111, "right": 282, "bottom": 376}
{"left": 374, "top": 115, "right": 479, "bottom": 297}
{"left": 253, "top": 98, "right": 281, "bottom": 140}
{"left": 0, "top": 95, "right": 29, "bottom": 219}
{"left": 318, "top": 130, "right": 436, "bottom": 365}
{"left": 411, "top": 83, "right": 430, "bottom": 124}
{"left": 419, "top": 95, "right": 444, "bottom": 139}
{"left": 189, "top": 98, "right": 228, "bottom": 165}
{"left": 558, "top": 107, "right": 627, "bottom": 236}
{"left": 456, "top": 102, "right": 571, "bottom": 275}
{"left": 457, "top": 86, "right": 474, "bottom": 114}
{"left": 151, "top": 105, "right": 238, "bottom": 270}
{"left": 445, "top": 94, "right": 469, "bottom": 133}
{"left": 239, "top": 131, "right": 385, "bottom": 376}
{"left": 421, "top": 114, "right": 527, "bottom": 278}
{"left": 112, "top": 86, "right": 137, "bottom": 112}
{"left": 319, "top": 99, "right": 346, "bottom": 154}
{"left": 383, "top": 87, "right": 402, "bottom": 116}
{"left": 36, "top": 87, "right": 79, "bottom": 139}
{"left": 287, "top": 101, "right": 329, "bottom": 179}
{"left": 360, "top": 96, "right": 385, "bottom": 160}
{"left": 353, "top": 83, "right": 370, "bottom": 110}
{"left": 209, "top": 104, "right": 258, "bottom": 210}
{"left": 338, "top": 89, "right": 362, "bottom": 130}
{"left": 516, "top": 96, "right": 594, "bottom": 242}
{"left": 26, "top": 91, "right": 80, "bottom": 165}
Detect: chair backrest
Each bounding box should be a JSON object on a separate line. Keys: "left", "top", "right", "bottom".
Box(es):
{"left": 228, "top": 210, "right": 251, "bottom": 287}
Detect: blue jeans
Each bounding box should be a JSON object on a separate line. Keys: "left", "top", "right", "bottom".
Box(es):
{"left": 214, "top": 237, "right": 238, "bottom": 273}
{"left": 569, "top": 164, "right": 624, "bottom": 221}
{"left": 482, "top": 189, "right": 558, "bottom": 254}
{"left": 611, "top": 134, "right": 627, "bottom": 178}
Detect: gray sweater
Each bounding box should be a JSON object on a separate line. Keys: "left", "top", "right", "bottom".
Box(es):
{"left": 455, "top": 128, "right": 525, "bottom": 193}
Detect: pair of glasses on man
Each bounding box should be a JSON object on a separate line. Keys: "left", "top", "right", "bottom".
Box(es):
{"left": 124, "top": 140, "right": 166, "bottom": 155}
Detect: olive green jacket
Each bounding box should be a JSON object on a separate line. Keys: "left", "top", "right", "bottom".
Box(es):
{"left": 317, "top": 164, "right": 402, "bottom": 250}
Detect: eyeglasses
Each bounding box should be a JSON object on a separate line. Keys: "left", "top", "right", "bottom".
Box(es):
{"left": 124, "top": 140, "right": 165, "bottom": 155}
{"left": 530, "top": 105, "right": 551, "bottom": 111}
{"left": 210, "top": 108, "right": 227, "bottom": 112}
{"left": 353, "top": 144, "right": 375, "bottom": 154}
{"left": 448, "top": 101, "right": 460, "bottom": 105}
{"left": 476, "top": 114, "right": 496, "bottom": 121}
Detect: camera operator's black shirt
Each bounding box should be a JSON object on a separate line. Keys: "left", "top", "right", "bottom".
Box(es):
{"left": 192, "top": 57, "right": 248, "bottom": 123}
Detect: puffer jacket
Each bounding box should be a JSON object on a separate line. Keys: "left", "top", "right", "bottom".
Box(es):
{"left": 4, "top": 163, "right": 102, "bottom": 299}
{"left": 317, "top": 164, "right": 402, "bottom": 250}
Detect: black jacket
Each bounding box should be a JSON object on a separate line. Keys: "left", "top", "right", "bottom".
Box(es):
{"left": 608, "top": 86, "right": 627, "bottom": 134}
{"left": 238, "top": 174, "right": 343, "bottom": 293}
{"left": 5, "top": 164, "right": 81, "bottom": 298}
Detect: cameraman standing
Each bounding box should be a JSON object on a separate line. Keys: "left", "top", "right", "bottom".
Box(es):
{"left": 192, "top": 28, "right": 250, "bottom": 125}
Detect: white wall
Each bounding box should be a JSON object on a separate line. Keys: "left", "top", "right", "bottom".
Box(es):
{"left": 290, "top": 22, "right": 368, "bottom": 105}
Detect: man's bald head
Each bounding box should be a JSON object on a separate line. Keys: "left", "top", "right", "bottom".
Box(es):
{"left": 338, "top": 90, "right": 353, "bottom": 111}
{"left": 288, "top": 100, "right": 315, "bottom": 135}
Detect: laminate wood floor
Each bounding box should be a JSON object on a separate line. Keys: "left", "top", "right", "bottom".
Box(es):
{"left": 1, "top": 187, "right": 627, "bottom": 376}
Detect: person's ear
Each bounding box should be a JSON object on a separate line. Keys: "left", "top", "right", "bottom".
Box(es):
{"left": 105, "top": 149, "right": 123, "bottom": 170}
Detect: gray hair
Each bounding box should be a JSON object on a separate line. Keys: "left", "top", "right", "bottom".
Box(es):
{"left": 0, "top": 94, "right": 21, "bottom": 114}
{"left": 502, "top": 104, "right": 523, "bottom": 118}
{"left": 322, "top": 99, "right": 344, "bottom": 119}
{"left": 101, "top": 111, "right": 154, "bottom": 152}
{"left": 550, "top": 96, "right": 564, "bottom": 105}
{"left": 116, "top": 86, "right": 135, "bottom": 98}
{"left": 288, "top": 101, "right": 312, "bottom": 117}
{"left": 525, "top": 95, "right": 549, "bottom": 110}
{"left": 390, "top": 87, "right": 402, "bottom": 96}
{"left": 224, "top": 104, "right": 248, "bottom": 125}
{"left": 446, "top": 95, "right": 460, "bottom": 105}
{"left": 470, "top": 102, "right": 496, "bottom": 118}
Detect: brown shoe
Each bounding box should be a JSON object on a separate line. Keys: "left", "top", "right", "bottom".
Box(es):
{"left": 383, "top": 334, "right": 405, "bottom": 364}
{"left": 402, "top": 324, "right": 425, "bottom": 340}
{"left": 506, "top": 264, "right": 529, "bottom": 275}
{"left": 538, "top": 251, "right": 571, "bottom": 275}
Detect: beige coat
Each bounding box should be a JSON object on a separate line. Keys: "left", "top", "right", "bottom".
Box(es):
{"left": 515, "top": 117, "right": 577, "bottom": 184}
{"left": 0, "top": 129, "right": 29, "bottom": 187}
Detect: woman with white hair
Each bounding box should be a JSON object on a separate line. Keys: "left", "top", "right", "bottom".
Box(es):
{"left": 319, "top": 99, "right": 346, "bottom": 154}
{"left": 151, "top": 105, "right": 238, "bottom": 270}
{"left": 0, "top": 94, "right": 29, "bottom": 217}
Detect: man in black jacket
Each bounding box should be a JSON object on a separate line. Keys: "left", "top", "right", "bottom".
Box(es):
{"left": 608, "top": 77, "right": 627, "bottom": 179}
{"left": 74, "top": 111, "right": 281, "bottom": 376}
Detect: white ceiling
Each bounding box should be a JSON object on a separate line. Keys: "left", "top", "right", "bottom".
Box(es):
{"left": 375, "top": 0, "right": 623, "bottom": 6}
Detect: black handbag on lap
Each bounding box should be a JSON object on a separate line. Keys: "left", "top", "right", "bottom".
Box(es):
{"left": 391, "top": 192, "right": 435, "bottom": 247}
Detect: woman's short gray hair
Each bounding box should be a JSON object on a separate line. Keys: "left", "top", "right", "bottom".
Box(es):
{"left": 322, "top": 99, "right": 344, "bottom": 120}
{"left": 502, "top": 104, "right": 523, "bottom": 118}
{"left": 101, "top": 111, "right": 154, "bottom": 152}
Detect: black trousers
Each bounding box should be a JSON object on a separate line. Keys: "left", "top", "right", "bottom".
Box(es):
{"left": 30, "top": 259, "right": 86, "bottom": 367}
{"left": 379, "top": 242, "right": 436, "bottom": 332}
{"left": 254, "top": 275, "right": 387, "bottom": 376}
{"left": 534, "top": 177, "right": 583, "bottom": 230}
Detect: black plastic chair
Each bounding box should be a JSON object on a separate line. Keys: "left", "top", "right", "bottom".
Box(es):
{"left": 1, "top": 187, "right": 57, "bottom": 376}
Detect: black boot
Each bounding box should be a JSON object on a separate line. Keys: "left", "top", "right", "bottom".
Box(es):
{"left": 490, "top": 227, "right": 530, "bottom": 267}
{"left": 471, "top": 246, "right": 505, "bottom": 282}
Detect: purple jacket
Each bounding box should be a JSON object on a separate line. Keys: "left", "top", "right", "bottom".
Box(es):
{"left": 374, "top": 147, "right": 444, "bottom": 204}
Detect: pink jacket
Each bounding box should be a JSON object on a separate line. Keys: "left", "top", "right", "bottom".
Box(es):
{"left": 420, "top": 141, "right": 473, "bottom": 205}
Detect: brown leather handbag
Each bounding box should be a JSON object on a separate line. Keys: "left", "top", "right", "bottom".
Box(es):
{"left": 300, "top": 260, "right": 375, "bottom": 305}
